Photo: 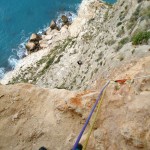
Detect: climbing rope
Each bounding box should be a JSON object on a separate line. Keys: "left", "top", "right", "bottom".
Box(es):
{"left": 72, "top": 74, "right": 150, "bottom": 149}
{"left": 83, "top": 87, "right": 107, "bottom": 150}
{"left": 72, "top": 81, "right": 110, "bottom": 150}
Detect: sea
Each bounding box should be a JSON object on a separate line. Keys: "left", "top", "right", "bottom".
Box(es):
{"left": 0, "top": 0, "right": 116, "bottom": 79}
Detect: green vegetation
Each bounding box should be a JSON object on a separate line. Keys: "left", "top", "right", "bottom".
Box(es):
{"left": 105, "top": 39, "right": 116, "bottom": 46}
{"left": 55, "top": 83, "right": 66, "bottom": 89}
{"left": 94, "top": 68, "right": 98, "bottom": 74}
{"left": 116, "top": 37, "right": 129, "bottom": 51}
{"left": 127, "top": 5, "right": 141, "bottom": 30}
{"left": 119, "top": 4, "right": 129, "bottom": 21}
{"left": 119, "top": 37, "right": 130, "bottom": 45}
{"left": 140, "top": 6, "right": 150, "bottom": 21}
{"left": 120, "top": 1, "right": 125, "bottom": 6}
{"left": 132, "top": 49, "right": 135, "bottom": 54}
{"left": 38, "top": 38, "right": 74, "bottom": 76}
{"left": 117, "top": 26, "right": 125, "bottom": 37}
{"left": 127, "top": 5, "right": 150, "bottom": 31}
{"left": 132, "top": 31, "right": 150, "bottom": 45}
{"left": 55, "top": 54, "right": 63, "bottom": 64}
{"left": 125, "top": 6, "right": 128, "bottom": 10}
{"left": 95, "top": 52, "right": 103, "bottom": 62}
{"left": 82, "top": 32, "right": 93, "bottom": 42}
{"left": 117, "top": 22, "right": 122, "bottom": 27}
{"left": 10, "top": 38, "right": 74, "bottom": 84}
{"left": 119, "top": 11, "right": 126, "bottom": 21}
{"left": 118, "top": 55, "right": 124, "bottom": 61}
{"left": 104, "top": 10, "right": 109, "bottom": 21}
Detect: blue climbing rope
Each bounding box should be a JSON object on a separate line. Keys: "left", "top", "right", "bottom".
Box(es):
{"left": 72, "top": 81, "right": 110, "bottom": 150}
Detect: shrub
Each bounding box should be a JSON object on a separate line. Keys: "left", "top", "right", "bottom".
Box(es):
{"left": 118, "top": 55, "right": 124, "bottom": 61}
{"left": 119, "top": 11, "right": 126, "bottom": 21}
{"left": 104, "top": 10, "right": 109, "bottom": 21}
{"left": 105, "top": 39, "right": 116, "bottom": 46}
{"left": 115, "top": 37, "right": 129, "bottom": 51}
{"left": 140, "top": 6, "right": 150, "bottom": 21}
{"left": 127, "top": 5, "right": 141, "bottom": 30}
{"left": 119, "top": 37, "right": 129, "bottom": 45}
{"left": 125, "top": 6, "right": 128, "bottom": 10}
{"left": 132, "top": 31, "right": 150, "bottom": 45}
{"left": 127, "top": 5, "right": 150, "bottom": 31}
{"left": 116, "top": 27, "right": 125, "bottom": 37}
{"left": 117, "top": 22, "right": 122, "bottom": 27}
{"left": 120, "top": 57, "right": 124, "bottom": 61}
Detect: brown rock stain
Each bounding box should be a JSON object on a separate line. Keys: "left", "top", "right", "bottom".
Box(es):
{"left": 70, "top": 91, "right": 94, "bottom": 107}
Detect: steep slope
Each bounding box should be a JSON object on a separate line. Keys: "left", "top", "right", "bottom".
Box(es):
{"left": 0, "top": 1, "right": 150, "bottom": 149}
{"left": 1, "top": 0, "right": 150, "bottom": 90}
{"left": 0, "top": 56, "right": 150, "bottom": 150}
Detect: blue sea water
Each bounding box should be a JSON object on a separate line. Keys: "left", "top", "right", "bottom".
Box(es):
{"left": 0, "top": 0, "right": 116, "bottom": 78}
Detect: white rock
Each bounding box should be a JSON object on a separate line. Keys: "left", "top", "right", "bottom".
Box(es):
{"left": 44, "top": 35, "right": 53, "bottom": 40}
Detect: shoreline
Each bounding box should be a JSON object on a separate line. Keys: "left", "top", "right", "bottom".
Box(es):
{"left": 2, "top": 0, "right": 148, "bottom": 89}
{"left": 0, "top": 0, "right": 95, "bottom": 84}
{"left": 0, "top": 2, "right": 80, "bottom": 80}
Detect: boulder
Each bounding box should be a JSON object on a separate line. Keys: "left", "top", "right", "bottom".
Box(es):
{"left": 26, "top": 42, "right": 36, "bottom": 51}
{"left": 61, "top": 15, "right": 68, "bottom": 24}
{"left": 50, "top": 20, "right": 57, "bottom": 29}
{"left": 46, "top": 28, "right": 52, "bottom": 35}
{"left": 30, "top": 33, "right": 41, "bottom": 42}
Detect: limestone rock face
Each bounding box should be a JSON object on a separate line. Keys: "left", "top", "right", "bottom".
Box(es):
{"left": 1, "top": 0, "right": 150, "bottom": 90}
{"left": 0, "top": 62, "right": 150, "bottom": 150}
{"left": 69, "top": 0, "right": 105, "bottom": 37}
{"left": 0, "top": 83, "right": 94, "bottom": 150}
{"left": 0, "top": 0, "right": 149, "bottom": 149}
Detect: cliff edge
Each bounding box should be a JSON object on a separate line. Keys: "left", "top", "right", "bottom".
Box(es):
{"left": 0, "top": 56, "right": 150, "bottom": 150}
{"left": 0, "top": 0, "right": 150, "bottom": 149}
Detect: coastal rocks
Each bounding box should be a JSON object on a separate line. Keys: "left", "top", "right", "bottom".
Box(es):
{"left": 26, "top": 42, "right": 36, "bottom": 51}
{"left": 50, "top": 20, "right": 58, "bottom": 30}
{"left": 50, "top": 15, "right": 71, "bottom": 30}
{"left": 61, "top": 15, "right": 71, "bottom": 26}
{"left": 30, "top": 33, "right": 41, "bottom": 41}
{"left": 25, "top": 16, "right": 71, "bottom": 53}
{"left": 61, "top": 15, "right": 68, "bottom": 24}
{"left": 45, "top": 28, "right": 52, "bottom": 35}
{"left": 26, "top": 33, "right": 42, "bottom": 53}
{"left": 38, "top": 25, "right": 70, "bottom": 49}
{"left": 25, "top": 13, "right": 73, "bottom": 54}
{"left": 39, "top": 40, "right": 48, "bottom": 49}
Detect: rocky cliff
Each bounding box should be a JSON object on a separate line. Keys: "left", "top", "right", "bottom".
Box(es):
{"left": 0, "top": 56, "right": 150, "bottom": 150}
{"left": 0, "top": 0, "right": 150, "bottom": 149}
{"left": 1, "top": 0, "right": 150, "bottom": 90}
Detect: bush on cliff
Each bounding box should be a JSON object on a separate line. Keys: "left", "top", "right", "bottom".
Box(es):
{"left": 132, "top": 31, "right": 150, "bottom": 45}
